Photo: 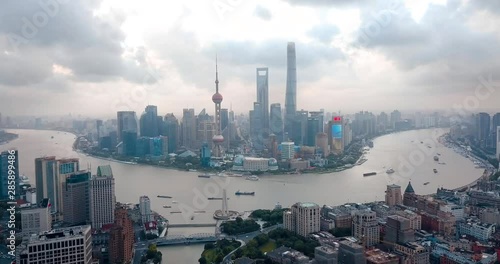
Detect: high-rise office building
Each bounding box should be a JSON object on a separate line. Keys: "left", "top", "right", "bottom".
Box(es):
{"left": 121, "top": 131, "right": 137, "bottom": 156}
{"left": 139, "top": 195, "right": 152, "bottom": 224}
{"left": 385, "top": 184, "right": 402, "bottom": 206}
{"left": 377, "top": 112, "right": 389, "bottom": 133}
{"left": 280, "top": 142, "right": 295, "bottom": 160}
{"left": 109, "top": 206, "right": 134, "bottom": 264}
{"left": 256, "top": 67, "right": 269, "bottom": 131}
{"left": 182, "top": 108, "right": 196, "bottom": 149}
{"left": 35, "top": 157, "right": 79, "bottom": 220}
{"left": 284, "top": 42, "right": 297, "bottom": 137}
{"left": 385, "top": 215, "right": 415, "bottom": 246}
{"left": 21, "top": 198, "right": 51, "bottom": 236}
{"left": 390, "top": 110, "right": 401, "bottom": 130}
{"left": 270, "top": 103, "right": 284, "bottom": 143}
{"left": 140, "top": 105, "right": 160, "bottom": 137}
{"left": 17, "top": 225, "right": 92, "bottom": 264}
{"left": 164, "top": 113, "right": 179, "bottom": 153}
{"left": 117, "top": 111, "right": 138, "bottom": 143}
{"left": 283, "top": 202, "right": 320, "bottom": 237}
{"left": 476, "top": 112, "right": 490, "bottom": 147}
{"left": 338, "top": 240, "right": 366, "bottom": 264}
{"left": 328, "top": 116, "right": 345, "bottom": 154}
{"left": 0, "top": 150, "right": 20, "bottom": 200}
{"left": 352, "top": 210, "right": 380, "bottom": 247}
{"left": 63, "top": 171, "right": 90, "bottom": 226}
{"left": 307, "top": 117, "right": 320, "bottom": 147}
{"left": 250, "top": 102, "right": 265, "bottom": 150}
{"left": 89, "top": 165, "right": 116, "bottom": 229}
{"left": 315, "top": 133, "right": 329, "bottom": 157}
{"left": 309, "top": 111, "right": 324, "bottom": 134}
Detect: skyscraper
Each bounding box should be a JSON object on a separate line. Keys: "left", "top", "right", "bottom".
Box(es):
{"left": 63, "top": 171, "right": 90, "bottom": 226}
{"left": 270, "top": 103, "right": 284, "bottom": 143}
{"left": 164, "top": 113, "right": 179, "bottom": 153}
{"left": 284, "top": 42, "right": 297, "bottom": 137}
{"left": 117, "top": 111, "right": 138, "bottom": 143}
{"left": 139, "top": 195, "right": 152, "bottom": 224}
{"left": 283, "top": 202, "right": 320, "bottom": 237}
{"left": 0, "top": 150, "right": 20, "bottom": 200}
{"left": 140, "top": 105, "right": 160, "bottom": 137}
{"left": 109, "top": 206, "right": 134, "bottom": 264}
{"left": 90, "top": 165, "right": 116, "bottom": 229}
{"left": 385, "top": 215, "right": 415, "bottom": 246}
{"left": 476, "top": 112, "right": 491, "bottom": 147}
{"left": 212, "top": 57, "right": 224, "bottom": 158}
{"left": 497, "top": 126, "right": 500, "bottom": 160}
{"left": 256, "top": 67, "right": 269, "bottom": 131}
{"left": 181, "top": 108, "right": 196, "bottom": 149}
{"left": 307, "top": 117, "right": 320, "bottom": 147}
{"left": 35, "top": 157, "right": 79, "bottom": 220}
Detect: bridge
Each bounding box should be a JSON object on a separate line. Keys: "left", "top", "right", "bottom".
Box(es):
{"left": 153, "top": 233, "right": 221, "bottom": 246}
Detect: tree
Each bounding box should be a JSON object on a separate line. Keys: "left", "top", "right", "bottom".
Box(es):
{"left": 198, "top": 257, "right": 207, "bottom": 264}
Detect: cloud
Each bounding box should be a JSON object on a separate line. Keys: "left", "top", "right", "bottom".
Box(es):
{"left": 254, "top": 6, "right": 272, "bottom": 20}
{"left": 307, "top": 24, "right": 340, "bottom": 43}
{"left": 0, "top": 0, "right": 157, "bottom": 86}
{"left": 282, "top": 0, "right": 362, "bottom": 7}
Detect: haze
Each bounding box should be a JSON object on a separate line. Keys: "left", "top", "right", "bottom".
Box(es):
{"left": 1, "top": 0, "right": 500, "bottom": 117}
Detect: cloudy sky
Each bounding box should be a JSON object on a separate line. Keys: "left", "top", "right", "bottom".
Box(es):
{"left": 1, "top": 0, "right": 500, "bottom": 118}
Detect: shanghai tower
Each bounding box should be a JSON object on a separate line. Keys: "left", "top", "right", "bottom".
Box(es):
{"left": 284, "top": 42, "right": 297, "bottom": 139}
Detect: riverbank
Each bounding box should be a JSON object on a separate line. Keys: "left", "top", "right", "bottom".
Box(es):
{"left": 0, "top": 130, "right": 18, "bottom": 145}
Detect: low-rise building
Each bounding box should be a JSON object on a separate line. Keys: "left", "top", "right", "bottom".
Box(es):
{"left": 20, "top": 198, "right": 51, "bottom": 236}
{"left": 267, "top": 246, "right": 309, "bottom": 264}
{"left": 457, "top": 218, "right": 496, "bottom": 242}
{"left": 365, "top": 249, "right": 399, "bottom": 264}
{"left": 315, "top": 246, "right": 337, "bottom": 264}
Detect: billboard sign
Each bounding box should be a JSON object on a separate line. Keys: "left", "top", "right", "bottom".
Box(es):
{"left": 332, "top": 124, "right": 342, "bottom": 139}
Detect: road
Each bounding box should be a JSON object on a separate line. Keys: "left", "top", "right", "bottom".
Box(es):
{"left": 222, "top": 240, "right": 245, "bottom": 264}
{"left": 220, "top": 224, "right": 282, "bottom": 263}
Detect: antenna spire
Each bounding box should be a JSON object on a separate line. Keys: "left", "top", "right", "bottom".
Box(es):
{"left": 215, "top": 53, "right": 219, "bottom": 93}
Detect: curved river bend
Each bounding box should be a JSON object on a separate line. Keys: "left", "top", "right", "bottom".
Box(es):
{"left": 2, "top": 128, "right": 482, "bottom": 263}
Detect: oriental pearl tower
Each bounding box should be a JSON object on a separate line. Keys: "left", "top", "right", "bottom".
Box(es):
{"left": 212, "top": 56, "right": 224, "bottom": 158}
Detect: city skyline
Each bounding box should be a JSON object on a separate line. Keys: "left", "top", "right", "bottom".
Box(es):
{"left": 1, "top": 1, "right": 500, "bottom": 117}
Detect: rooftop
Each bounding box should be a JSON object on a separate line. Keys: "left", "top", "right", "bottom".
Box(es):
{"left": 297, "top": 202, "right": 320, "bottom": 208}
{"left": 26, "top": 225, "right": 90, "bottom": 244}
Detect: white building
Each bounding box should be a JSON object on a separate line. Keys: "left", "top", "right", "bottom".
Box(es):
{"left": 21, "top": 200, "right": 52, "bottom": 236}
{"left": 89, "top": 165, "right": 116, "bottom": 229}
{"left": 441, "top": 204, "right": 465, "bottom": 221}
{"left": 17, "top": 225, "right": 92, "bottom": 264}
{"left": 25, "top": 188, "right": 37, "bottom": 205}
{"left": 140, "top": 196, "right": 152, "bottom": 224}
{"left": 457, "top": 218, "right": 496, "bottom": 241}
{"left": 232, "top": 156, "right": 278, "bottom": 172}
{"left": 281, "top": 142, "right": 295, "bottom": 160}
{"left": 283, "top": 202, "right": 320, "bottom": 237}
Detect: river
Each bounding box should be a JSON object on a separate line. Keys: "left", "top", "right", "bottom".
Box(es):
{"left": 1, "top": 128, "right": 483, "bottom": 263}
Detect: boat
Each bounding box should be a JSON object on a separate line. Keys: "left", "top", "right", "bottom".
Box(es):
{"left": 172, "top": 201, "right": 178, "bottom": 204}
{"left": 368, "top": 141, "right": 374, "bottom": 148}
{"left": 246, "top": 175, "right": 259, "bottom": 181}
{"left": 163, "top": 205, "right": 171, "bottom": 208}
{"left": 433, "top": 169, "right": 438, "bottom": 173}
{"left": 386, "top": 168, "right": 395, "bottom": 174}
{"left": 198, "top": 174, "right": 211, "bottom": 178}
{"left": 191, "top": 216, "right": 194, "bottom": 220}
{"left": 424, "top": 182, "right": 430, "bottom": 185}
{"left": 363, "top": 172, "right": 377, "bottom": 177}
{"left": 157, "top": 195, "right": 172, "bottom": 199}
{"left": 437, "top": 153, "right": 441, "bottom": 156}
{"left": 433, "top": 156, "right": 439, "bottom": 161}
{"left": 51, "top": 136, "right": 54, "bottom": 139}
{"left": 208, "top": 197, "right": 229, "bottom": 200}
{"left": 194, "top": 210, "right": 206, "bottom": 213}
{"left": 420, "top": 141, "right": 423, "bottom": 144}
{"left": 235, "top": 190, "right": 255, "bottom": 195}
{"left": 189, "top": 169, "right": 197, "bottom": 172}
{"left": 170, "top": 211, "right": 182, "bottom": 214}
